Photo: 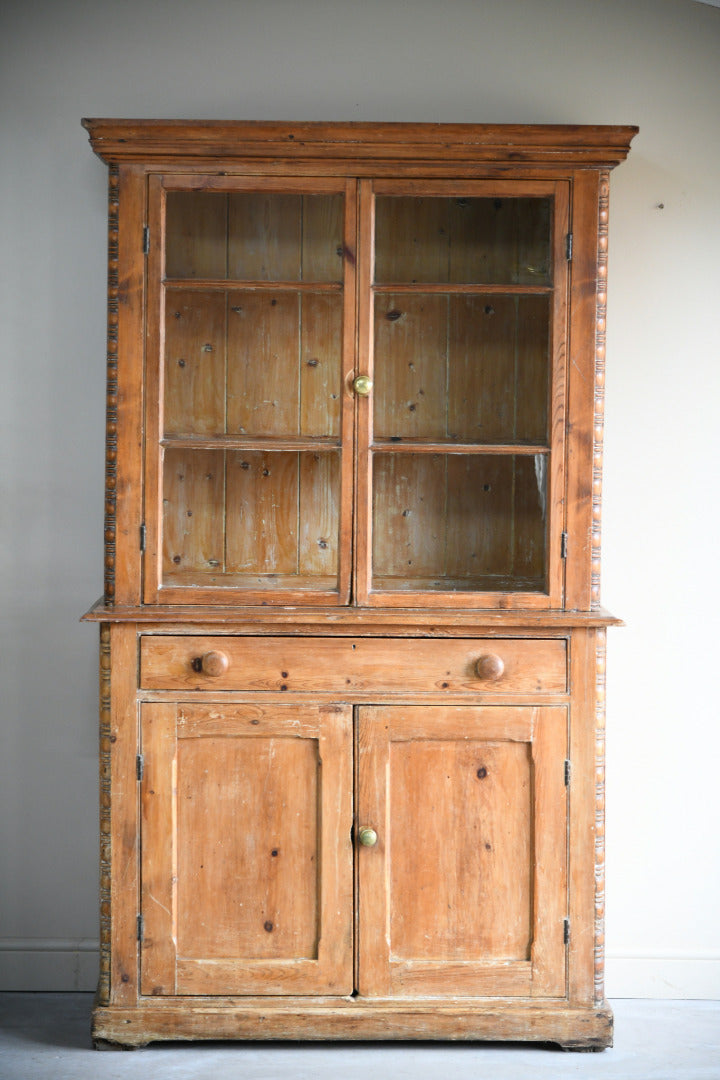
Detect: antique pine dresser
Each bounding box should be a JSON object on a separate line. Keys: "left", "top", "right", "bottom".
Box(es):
{"left": 82, "top": 120, "right": 636, "bottom": 1048}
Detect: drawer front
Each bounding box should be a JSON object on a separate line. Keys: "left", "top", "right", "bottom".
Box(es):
{"left": 140, "top": 636, "right": 567, "bottom": 694}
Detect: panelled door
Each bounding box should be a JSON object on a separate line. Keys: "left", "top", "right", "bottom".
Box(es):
{"left": 357, "top": 705, "right": 568, "bottom": 997}
{"left": 139, "top": 701, "right": 567, "bottom": 999}
{"left": 139, "top": 702, "right": 353, "bottom": 996}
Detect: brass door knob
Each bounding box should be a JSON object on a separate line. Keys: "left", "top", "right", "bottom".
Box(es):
{"left": 475, "top": 653, "right": 505, "bottom": 681}
{"left": 358, "top": 826, "right": 378, "bottom": 847}
{"left": 199, "top": 651, "right": 229, "bottom": 677}
{"left": 353, "top": 375, "right": 373, "bottom": 397}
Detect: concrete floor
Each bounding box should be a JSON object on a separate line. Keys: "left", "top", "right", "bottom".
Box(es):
{"left": 0, "top": 995, "right": 719, "bottom": 1080}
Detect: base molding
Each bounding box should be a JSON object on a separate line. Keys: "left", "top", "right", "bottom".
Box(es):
{"left": 92, "top": 998, "right": 613, "bottom": 1049}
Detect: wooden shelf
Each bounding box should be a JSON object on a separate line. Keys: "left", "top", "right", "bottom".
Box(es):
{"left": 161, "top": 435, "right": 341, "bottom": 451}
{"left": 371, "top": 440, "right": 549, "bottom": 455}
{"left": 373, "top": 283, "right": 553, "bottom": 295}
{"left": 164, "top": 279, "right": 343, "bottom": 292}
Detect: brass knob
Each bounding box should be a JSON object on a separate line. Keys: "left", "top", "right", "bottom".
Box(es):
{"left": 200, "top": 651, "right": 229, "bottom": 677}
{"left": 475, "top": 653, "right": 505, "bottom": 681}
{"left": 358, "top": 826, "right": 378, "bottom": 847}
{"left": 353, "top": 375, "right": 373, "bottom": 397}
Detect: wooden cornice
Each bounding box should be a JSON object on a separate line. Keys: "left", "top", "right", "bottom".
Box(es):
{"left": 82, "top": 120, "right": 638, "bottom": 169}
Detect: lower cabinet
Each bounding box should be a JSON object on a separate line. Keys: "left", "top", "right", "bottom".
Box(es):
{"left": 138, "top": 699, "right": 568, "bottom": 1002}
{"left": 92, "top": 623, "right": 613, "bottom": 1049}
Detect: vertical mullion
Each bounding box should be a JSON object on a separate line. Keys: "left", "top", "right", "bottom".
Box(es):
{"left": 297, "top": 288, "right": 302, "bottom": 575}
{"left": 338, "top": 177, "right": 358, "bottom": 605}
{"left": 511, "top": 295, "right": 519, "bottom": 580}
{"left": 443, "top": 294, "right": 450, "bottom": 579}
{"left": 354, "top": 180, "right": 374, "bottom": 605}
{"left": 222, "top": 197, "right": 229, "bottom": 573}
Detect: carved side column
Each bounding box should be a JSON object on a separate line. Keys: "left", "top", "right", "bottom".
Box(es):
{"left": 594, "top": 626, "right": 607, "bottom": 1003}
{"left": 98, "top": 625, "right": 112, "bottom": 1004}
{"left": 591, "top": 172, "right": 610, "bottom": 610}
{"left": 104, "top": 165, "right": 119, "bottom": 605}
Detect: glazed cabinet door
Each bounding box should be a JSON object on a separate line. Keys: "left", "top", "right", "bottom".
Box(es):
{"left": 357, "top": 705, "right": 568, "bottom": 997}
{"left": 355, "top": 180, "right": 570, "bottom": 609}
{"left": 139, "top": 702, "right": 353, "bottom": 996}
{"left": 143, "top": 176, "right": 357, "bottom": 606}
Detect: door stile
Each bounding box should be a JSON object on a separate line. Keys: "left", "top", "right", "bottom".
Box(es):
{"left": 546, "top": 181, "right": 571, "bottom": 608}
{"left": 353, "top": 180, "right": 375, "bottom": 607}
{"left": 140, "top": 701, "right": 178, "bottom": 996}
{"left": 112, "top": 165, "right": 147, "bottom": 606}
{"left": 530, "top": 705, "right": 569, "bottom": 996}
{"left": 356, "top": 706, "right": 391, "bottom": 996}
{"left": 339, "top": 179, "right": 358, "bottom": 604}
{"left": 142, "top": 175, "right": 167, "bottom": 605}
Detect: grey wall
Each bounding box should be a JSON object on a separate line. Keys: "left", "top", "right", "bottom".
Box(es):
{"left": 1, "top": 0, "right": 719, "bottom": 996}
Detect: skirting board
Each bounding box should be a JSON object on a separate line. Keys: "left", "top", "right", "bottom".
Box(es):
{"left": 1, "top": 944, "right": 719, "bottom": 999}
{"left": 606, "top": 956, "right": 720, "bottom": 1000}
{"left": 0, "top": 940, "right": 99, "bottom": 992}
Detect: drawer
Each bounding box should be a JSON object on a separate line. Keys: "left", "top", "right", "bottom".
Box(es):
{"left": 140, "top": 636, "right": 567, "bottom": 694}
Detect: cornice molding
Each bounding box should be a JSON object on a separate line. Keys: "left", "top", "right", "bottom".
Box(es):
{"left": 82, "top": 120, "right": 638, "bottom": 169}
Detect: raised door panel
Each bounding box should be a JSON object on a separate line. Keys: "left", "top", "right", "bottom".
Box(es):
{"left": 140, "top": 702, "right": 353, "bottom": 996}
{"left": 357, "top": 705, "right": 567, "bottom": 997}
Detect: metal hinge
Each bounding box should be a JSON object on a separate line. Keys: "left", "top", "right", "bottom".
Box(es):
{"left": 136, "top": 754, "right": 144, "bottom": 781}
{"left": 561, "top": 532, "right": 568, "bottom": 559}
{"left": 139, "top": 523, "right": 146, "bottom": 552}
{"left": 142, "top": 226, "right": 150, "bottom": 255}
{"left": 564, "top": 759, "right": 571, "bottom": 786}
{"left": 137, "top": 915, "right": 144, "bottom": 942}
{"left": 564, "top": 918, "right": 570, "bottom": 945}
{"left": 566, "top": 232, "right": 573, "bottom": 261}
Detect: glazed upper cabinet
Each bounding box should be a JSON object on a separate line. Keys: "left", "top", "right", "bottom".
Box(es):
{"left": 144, "top": 174, "right": 568, "bottom": 608}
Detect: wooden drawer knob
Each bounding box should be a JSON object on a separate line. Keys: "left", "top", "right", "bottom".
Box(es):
{"left": 475, "top": 653, "right": 505, "bottom": 681}
{"left": 197, "top": 651, "right": 229, "bottom": 677}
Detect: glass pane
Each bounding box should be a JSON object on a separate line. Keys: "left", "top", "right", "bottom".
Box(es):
{"left": 373, "top": 294, "right": 549, "bottom": 444}
{"left": 165, "top": 192, "right": 344, "bottom": 282}
{"left": 162, "top": 448, "right": 340, "bottom": 591}
{"left": 371, "top": 453, "right": 547, "bottom": 592}
{"left": 374, "top": 196, "right": 551, "bottom": 285}
{"left": 163, "top": 289, "right": 343, "bottom": 438}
